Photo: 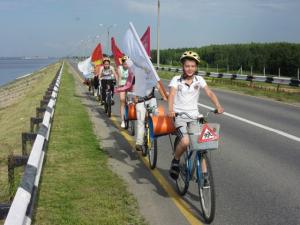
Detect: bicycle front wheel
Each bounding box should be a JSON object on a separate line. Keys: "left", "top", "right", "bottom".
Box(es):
{"left": 107, "top": 93, "right": 111, "bottom": 117}
{"left": 197, "top": 152, "right": 215, "bottom": 223}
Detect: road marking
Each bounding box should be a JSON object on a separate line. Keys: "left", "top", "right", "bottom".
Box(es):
{"left": 198, "top": 103, "right": 300, "bottom": 143}
{"left": 110, "top": 116, "right": 204, "bottom": 225}
{"left": 71, "top": 62, "right": 203, "bottom": 225}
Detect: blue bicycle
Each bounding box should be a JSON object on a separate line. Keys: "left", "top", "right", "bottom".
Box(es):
{"left": 174, "top": 110, "right": 220, "bottom": 223}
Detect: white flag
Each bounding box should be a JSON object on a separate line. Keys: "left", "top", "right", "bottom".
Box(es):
{"left": 77, "top": 57, "right": 93, "bottom": 78}
{"left": 122, "top": 22, "right": 159, "bottom": 97}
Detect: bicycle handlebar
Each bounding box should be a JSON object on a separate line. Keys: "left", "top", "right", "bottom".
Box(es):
{"left": 175, "top": 109, "right": 218, "bottom": 120}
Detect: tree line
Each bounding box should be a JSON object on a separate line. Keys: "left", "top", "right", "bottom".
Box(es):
{"left": 151, "top": 43, "right": 300, "bottom": 77}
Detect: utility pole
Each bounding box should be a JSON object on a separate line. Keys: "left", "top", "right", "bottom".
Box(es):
{"left": 157, "top": 0, "right": 160, "bottom": 67}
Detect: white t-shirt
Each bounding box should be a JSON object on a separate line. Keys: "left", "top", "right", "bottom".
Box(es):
{"left": 169, "top": 75, "right": 207, "bottom": 116}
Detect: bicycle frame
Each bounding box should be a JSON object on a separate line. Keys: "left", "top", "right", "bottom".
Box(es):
{"left": 185, "top": 149, "right": 205, "bottom": 184}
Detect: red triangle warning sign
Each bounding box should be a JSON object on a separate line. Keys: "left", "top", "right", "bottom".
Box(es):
{"left": 198, "top": 124, "right": 219, "bottom": 143}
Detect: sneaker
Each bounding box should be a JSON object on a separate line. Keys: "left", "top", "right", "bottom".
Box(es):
{"left": 121, "top": 121, "right": 126, "bottom": 128}
{"left": 169, "top": 158, "right": 180, "bottom": 180}
{"left": 135, "top": 144, "right": 143, "bottom": 151}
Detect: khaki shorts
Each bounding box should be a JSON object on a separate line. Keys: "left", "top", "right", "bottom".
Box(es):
{"left": 175, "top": 117, "right": 200, "bottom": 135}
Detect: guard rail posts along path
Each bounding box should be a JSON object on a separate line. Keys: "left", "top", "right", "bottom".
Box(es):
{"left": 4, "top": 62, "right": 64, "bottom": 225}
{"left": 156, "top": 66, "right": 300, "bottom": 87}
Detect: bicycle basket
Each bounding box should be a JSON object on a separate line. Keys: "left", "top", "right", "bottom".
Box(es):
{"left": 188, "top": 123, "right": 220, "bottom": 151}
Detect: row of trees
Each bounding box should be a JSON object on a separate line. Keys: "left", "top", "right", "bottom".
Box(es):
{"left": 151, "top": 43, "right": 300, "bottom": 77}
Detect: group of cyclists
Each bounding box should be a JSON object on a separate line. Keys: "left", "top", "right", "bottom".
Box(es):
{"left": 87, "top": 50, "right": 224, "bottom": 181}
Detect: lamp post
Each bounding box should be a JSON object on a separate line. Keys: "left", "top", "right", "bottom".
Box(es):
{"left": 157, "top": 0, "right": 160, "bottom": 67}
{"left": 99, "top": 23, "right": 116, "bottom": 55}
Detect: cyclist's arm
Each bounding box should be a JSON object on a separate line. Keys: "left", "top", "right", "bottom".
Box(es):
{"left": 203, "top": 86, "right": 224, "bottom": 114}
{"left": 111, "top": 67, "right": 118, "bottom": 81}
{"left": 168, "top": 87, "right": 176, "bottom": 117}
{"left": 98, "top": 66, "right": 103, "bottom": 78}
{"left": 117, "top": 67, "right": 122, "bottom": 85}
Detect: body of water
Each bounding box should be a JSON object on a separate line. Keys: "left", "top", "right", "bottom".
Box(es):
{"left": 0, "top": 58, "right": 58, "bottom": 86}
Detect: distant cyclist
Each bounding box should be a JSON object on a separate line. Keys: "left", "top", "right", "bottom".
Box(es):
{"left": 98, "top": 57, "right": 118, "bottom": 105}
{"left": 117, "top": 55, "right": 130, "bottom": 128}
{"left": 168, "top": 51, "right": 224, "bottom": 180}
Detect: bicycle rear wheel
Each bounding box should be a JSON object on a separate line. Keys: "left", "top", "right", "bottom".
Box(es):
{"left": 175, "top": 137, "right": 189, "bottom": 195}
{"left": 129, "top": 120, "right": 135, "bottom": 136}
{"left": 142, "top": 127, "right": 148, "bottom": 157}
{"left": 124, "top": 116, "right": 129, "bottom": 130}
{"left": 197, "top": 152, "right": 215, "bottom": 223}
{"left": 148, "top": 136, "right": 157, "bottom": 169}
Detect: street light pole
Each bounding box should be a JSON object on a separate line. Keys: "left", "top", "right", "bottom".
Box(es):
{"left": 157, "top": 0, "right": 160, "bottom": 67}
{"left": 99, "top": 24, "right": 116, "bottom": 55}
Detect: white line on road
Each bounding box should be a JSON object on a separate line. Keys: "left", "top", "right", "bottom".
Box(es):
{"left": 198, "top": 103, "right": 300, "bottom": 143}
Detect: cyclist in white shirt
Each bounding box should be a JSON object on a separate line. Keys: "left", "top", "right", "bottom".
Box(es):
{"left": 98, "top": 57, "right": 118, "bottom": 105}
{"left": 117, "top": 55, "right": 130, "bottom": 128}
{"left": 168, "top": 51, "right": 224, "bottom": 180}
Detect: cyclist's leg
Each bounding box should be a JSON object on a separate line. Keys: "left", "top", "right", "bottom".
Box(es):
{"left": 174, "top": 118, "right": 190, "bottom": 160}
{"left": 120, "top": 91, "right": 126, "bottom": 125}
{"left": 170, "top": 118, "right": 190, "bottom": 180}
{"left": 135, "top": 101, "right": 146, "bottom": 149}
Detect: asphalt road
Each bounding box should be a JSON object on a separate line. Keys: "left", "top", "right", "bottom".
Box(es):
{"left": 70, "top": 60, "right": 300, "bottom": 225}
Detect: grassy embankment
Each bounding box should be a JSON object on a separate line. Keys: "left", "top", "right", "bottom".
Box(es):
{"left": 0, "top": 62, "right": 61, "bottom": 204}
{"left": 34, "top": 63, "right": 146, "bottom": 225}
{"left": 0, "top": 62, "right": 61, "bottom": 225}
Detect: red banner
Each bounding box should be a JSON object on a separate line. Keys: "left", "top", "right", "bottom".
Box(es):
{"left": 140, "top": 26, "right": 151, "bottom": 57}
{"left": 111, "top": 37, "right": 124, "bottom": 67}
{"left": 91, "top": 43, "right": 103, "bottom": 66}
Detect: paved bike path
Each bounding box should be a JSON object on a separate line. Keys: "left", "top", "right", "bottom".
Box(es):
{"left": 70, "top": 64, "right": 193, "bottom": 225}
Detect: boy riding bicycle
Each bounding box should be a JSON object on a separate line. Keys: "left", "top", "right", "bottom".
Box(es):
{"left": 168, "top": 51, "right": 224, "bottom": 180}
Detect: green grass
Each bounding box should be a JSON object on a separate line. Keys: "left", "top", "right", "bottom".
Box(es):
{"left": 158, "top": 70, "right": 300, "bottom": 104}
{"left": 34, "top": 63, "right": 146, "bottom": 225}
{"left": 0, "top": 62, "right": 61, "bottom": 204}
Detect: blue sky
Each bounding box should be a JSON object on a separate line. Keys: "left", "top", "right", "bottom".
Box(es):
{"left": 0, "top": 0, "right": 299, "bottom": 57}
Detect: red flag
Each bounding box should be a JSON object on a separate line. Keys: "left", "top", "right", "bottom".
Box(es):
{"left": 140, "top": 26, "right": 151, "bottom": 57}
{"left": 91, "top": 43, "right": 103, "bottom": 66}
{"left": 111, "top": 37, "right": 124, "bottom": 67}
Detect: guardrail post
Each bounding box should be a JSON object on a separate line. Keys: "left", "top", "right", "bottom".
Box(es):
{"left": 7, "top": 155, "right": 29, "bottom": 199}
{"left": 30, "top": 118, "right": 43, "bottom": 133}
{"left": 40, "top": 100, "right": 49, "bottom": 108}
{"left": 0, "top": 204, "right": 11, "bottom": 220}
{"left": 276, "top": 84, "right": 280, "bottom": 92}
{"left": 36, "top": 107, "right": 46, "bottom": 118}
{"left": 21, "top": 133, "right": 37, "bottom": 156}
